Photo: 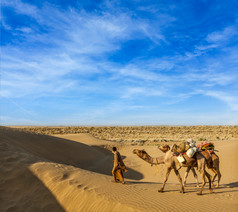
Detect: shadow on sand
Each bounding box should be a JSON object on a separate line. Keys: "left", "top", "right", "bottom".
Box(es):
{"left": 0, "top": 127, "right": 65, "bottom": 211}
{"left": 1, "top": 127, "right": 143, "bottom": 180}
{"left": 0, "top": 126, "right": 145, "bottom": 211}
{"left": 224, "top": 181, "right": 238, "bottom": 188}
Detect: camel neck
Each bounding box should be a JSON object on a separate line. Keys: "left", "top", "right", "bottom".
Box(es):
{"left": 153, "top": 155, "right": 165, "bottom": 165}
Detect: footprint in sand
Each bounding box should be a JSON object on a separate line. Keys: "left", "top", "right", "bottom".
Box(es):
{"left": 83, "top": 186, "right": 93, "bottom": 192}
{"left": 52, "top": 173, "right": 70, "bottom": 182}
{"left": 61, "top": 173, "right": 69, "bottom": 180}
{"left": 83, "top": 186, "right": 89, "bottom": 190}
{"left": 69, "top": 179, "right": 80, "bottom": 185}
{"left": 77, "top": 184, "right": 83, "bottom": 189}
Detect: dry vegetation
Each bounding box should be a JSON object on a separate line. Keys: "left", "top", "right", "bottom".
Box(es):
{"left": 11, "top": 126, "right": 238, "bottom": 145}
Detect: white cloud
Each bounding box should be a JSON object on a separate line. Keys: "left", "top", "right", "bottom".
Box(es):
{"left": 195, "top": 44, "right": 218, "bottom": 51}
{"left": 180, "top": 70, "right": 236, "bottom": 86}
{"left": 206, "top": 26, "right": 237, "bottom": 43}
{"left": 1, "top": 0, "right": 172, "bottom": 99}
{"left": 1, "top": 0, "right": 39, "bottom": 19}
{"left": 121, "top": 86, "right": 164, "bottom": 99}
{"left": 16, "top": 27, "right": 33, "bottom": 33}
{"left": 202, "top": 90, "right": 238, "bottom": 111}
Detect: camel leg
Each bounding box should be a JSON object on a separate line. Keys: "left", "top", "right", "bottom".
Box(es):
{"left": 205, "top": 170, "right": 213, "bottom": 193}
{"left": 217, "top": 169, "right": 221, "bottom": 188}
{"left": 174, "top": 168, "right": 185, "bottom": 193}
{"left": 197, "top": 170, "right": 206, "bottom": 195}
{"left": 158, "top": 167, "right": 172, "bottom": 193}
{"left": 183, "top": 167, "right": 190, "bottom": 187}
{"left": 212, "top": 153, "right": 221, "bottom": 188}
{"left": 183, "top": 167, "right": 199, "bottom": 188}
{"left": 210, "top": 168, "right": 217, "bottom": 187}
{"left": 191, "top": 167, "right": 199, "bottom": 187}
{"left": 212, "top": 168, "right": 221, "bottom": 188}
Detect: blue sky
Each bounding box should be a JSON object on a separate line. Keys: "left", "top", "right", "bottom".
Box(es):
{"left": 1, "top": 0, "right": 238, "bottom": 126}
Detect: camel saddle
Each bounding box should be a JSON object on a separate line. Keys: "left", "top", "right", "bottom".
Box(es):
{"left": 197, "top": 142, "right": 214, "bottom": 151}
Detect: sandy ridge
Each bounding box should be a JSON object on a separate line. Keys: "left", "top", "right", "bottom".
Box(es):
{"left": 11, "top": 125, "right": 238, "bottom": 142}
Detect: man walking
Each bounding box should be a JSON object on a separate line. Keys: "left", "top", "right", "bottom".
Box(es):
{"left": 112, "top": 147, "right": 127, "bottom": 184}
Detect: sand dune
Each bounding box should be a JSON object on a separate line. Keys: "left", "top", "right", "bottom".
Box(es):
{"left": 0, "top": 126, "right": 238, "bottom": 211}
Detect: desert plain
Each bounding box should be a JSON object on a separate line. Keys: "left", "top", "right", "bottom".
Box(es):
{"left": 0, "top": 126, "right": 238, "bottom": 212}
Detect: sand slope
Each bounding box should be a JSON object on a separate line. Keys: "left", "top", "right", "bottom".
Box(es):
{"left": 0, "top": 126, "right": 238, "bottom": 212}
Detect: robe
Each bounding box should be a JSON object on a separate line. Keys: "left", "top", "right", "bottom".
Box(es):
{"left": 112, "top": 151, "right": 128, "bottom": 182}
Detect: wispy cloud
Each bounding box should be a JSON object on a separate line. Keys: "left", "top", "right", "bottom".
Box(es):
{"left": 203, "top": 90, "right": 238, "bottom": 111}
{"left": 206, "top": 26, "right": 238, "bottom": 43}
{"left": 1, "top": 0, "right": 171, "bottom": 99}
{"left": 1, "top": 0, "right": 238, "bottom": 125}
{"left": 121, "top": 86, "right": 164, "bottom": 99}
{"left": 2, "top": 0, "right": 39, "bottom": 18}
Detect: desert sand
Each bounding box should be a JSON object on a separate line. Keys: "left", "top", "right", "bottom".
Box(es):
{"left": 0, "top": 126, "right": 238, "bottom": 212}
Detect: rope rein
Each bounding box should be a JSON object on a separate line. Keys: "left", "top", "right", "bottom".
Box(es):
{"left": 155, "top": 158, "right": 159, "bottom": 173}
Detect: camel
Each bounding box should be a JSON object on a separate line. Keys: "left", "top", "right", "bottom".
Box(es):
{"left": 193, "top": 150, "right": 221, "bottom": 188}
{"left": 133, "top": 145, "right": 213, "bottom": 195}
{"left": 160, "top": 144, "right": 221, "bottom": 188}
{"left": 159, "top": 144, "right": 199, "bottom": 187}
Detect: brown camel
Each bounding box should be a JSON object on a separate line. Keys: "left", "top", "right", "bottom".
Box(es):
{"left": 160, "top": 144, "right": 221, "bottom": 188}
{"left": 133, "top": 146, "right": 213, "bottom": 195}
{"left": 159, "top": 145, "right": 199, "bottom": 187}
{"left": 196, "top": 150, "right": 221, "bottom": 188}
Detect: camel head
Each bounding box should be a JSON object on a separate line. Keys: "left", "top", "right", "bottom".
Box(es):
{"left": 133, "top": 149, "right": 146, "bottom": 156}
{"left": 133, "top": 149, "right": 154, "bottom": 165}
{"left": 159, "top": 144, "right": 170, "bottom": 153}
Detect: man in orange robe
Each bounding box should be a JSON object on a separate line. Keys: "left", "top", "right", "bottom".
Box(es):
{"left": 112, "top": 147, "right": 127, "bottom": 184}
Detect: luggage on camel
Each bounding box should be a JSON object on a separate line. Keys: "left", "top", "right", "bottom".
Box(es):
{"left": 171, "top": 142, "right": 190, "bottom": 154}
{"left": 197, "top": 142, "right": 214, "bottom": 151}
{"left": 186, "top": 147, "right": 197, "bottom": 158}
{"left": 177, "top": 154, "right": 185, "bottom": 163}
{"left": 175, "top": 152, "right": 196, "bottom": 167}
{"left": 172, "top": 139, "right": 197, "bottom": 155}
{"left": 186, "top": 139, "right": 197, "bottom": 158}
{"left": 187, "top": 138, "right": 196, "bottom": 148}
{"left": 171, "top": 139, "right": 198, "bottom": 157}
{"left": 172, "top": 139, "right": 198, "bottom": 166}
